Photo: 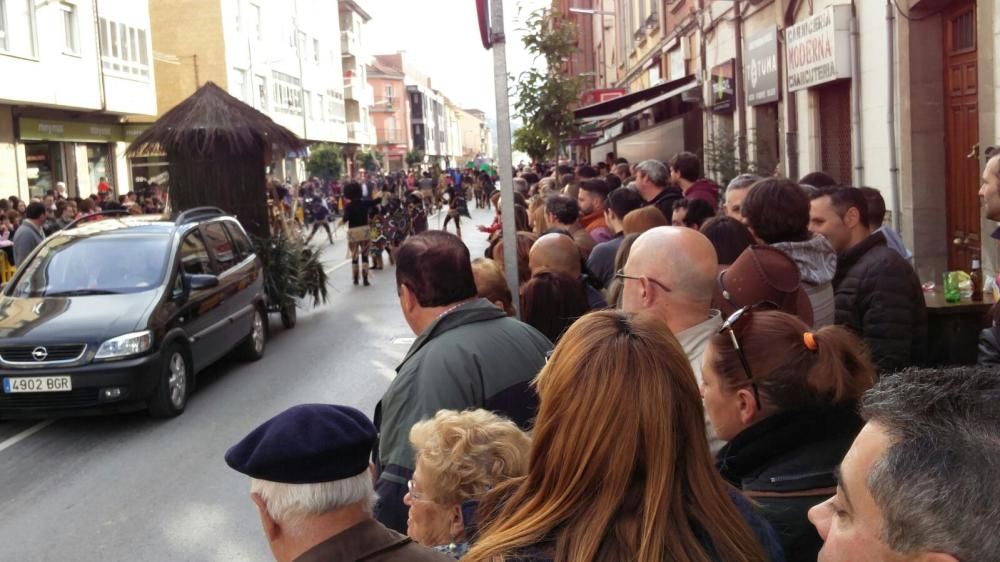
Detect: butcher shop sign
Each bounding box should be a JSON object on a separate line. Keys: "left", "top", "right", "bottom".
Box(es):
{"left": 785, "top": 5, "right": 852, "bottom": 92}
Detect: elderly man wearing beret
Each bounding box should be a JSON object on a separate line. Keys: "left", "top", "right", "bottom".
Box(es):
{"left": 226, "top": 404, "right": 451, "bottom": 562}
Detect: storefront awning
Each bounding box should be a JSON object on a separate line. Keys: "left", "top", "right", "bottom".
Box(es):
{"left": 573, "top": 75, "right": 698, "bottom": 123}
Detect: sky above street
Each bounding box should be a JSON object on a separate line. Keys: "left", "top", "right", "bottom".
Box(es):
{"left": 365, "top": 0, "right": 550, "bottom": 119}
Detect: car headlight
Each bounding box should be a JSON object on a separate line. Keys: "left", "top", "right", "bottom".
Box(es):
{"left": 95, "top": 331, "right": 153, "bottom": 360}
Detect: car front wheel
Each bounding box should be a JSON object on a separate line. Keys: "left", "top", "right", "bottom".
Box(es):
{"left": 148, "top": 344, "right": 190, "bottom": 418}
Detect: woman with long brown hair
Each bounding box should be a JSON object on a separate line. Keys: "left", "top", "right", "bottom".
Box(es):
{"left": 465, "top": 310, "right": 781, "bottom": 562}
{"left": 702, "top": 308, "right": 875, "bottom": 562}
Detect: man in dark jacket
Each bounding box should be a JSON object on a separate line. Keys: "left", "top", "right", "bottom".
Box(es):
{"left": 586, "top": 187, "right": 644, "bottom": 289}
{"left": 13, "top": 202, "right": 47, "bottom": 266}
{"left": 634, "top": 159, "right": 683, "bottom": 220}
{"left": 809, "top": 186, "right": 927, "bottom": 372}
{"left": 374, "top": 231, "right": 551, "bottom": 534}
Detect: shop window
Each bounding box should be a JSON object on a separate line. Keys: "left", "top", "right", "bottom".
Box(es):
{"left": 129, "top": 156, "right": 168, "bottom": 197}
{"left": 25, "top": 142, "right": 64, "bottom": 199}
{"left": 0, "top": 0, "right": 38, "bottom": 57}
{"left": 87, "top": 144, "right": 112, "bottom": 196}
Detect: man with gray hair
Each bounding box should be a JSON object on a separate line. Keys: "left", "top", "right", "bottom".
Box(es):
{"left": 723, "top": 174, "right": 760, "bottom": 220}
{"left": 809, "top": 366, "right": 1000, "bottom": 562}
{"left": 634, "top": 159, "right": 683, "bottom": 220}
{"left": 225, "top": 404, "right": 449, "bottom": 562}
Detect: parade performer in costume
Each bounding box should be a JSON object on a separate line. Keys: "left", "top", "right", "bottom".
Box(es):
{"left": 341, "top": 181, "right": 378, "bottom": 286}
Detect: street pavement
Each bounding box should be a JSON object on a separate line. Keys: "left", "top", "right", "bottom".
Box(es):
{"left": 0, "top": 204, "right": 497, "bottom": 562}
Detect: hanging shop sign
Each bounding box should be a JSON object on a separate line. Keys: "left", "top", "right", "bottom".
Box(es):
{"left": 710, "top": 59, "right": 735, "bottom": 113}
{"left": 785, "top": 5, "right": 852, "bottom": 92}
{"left": 745, "top": 26, "right": 780, "bottom": 105}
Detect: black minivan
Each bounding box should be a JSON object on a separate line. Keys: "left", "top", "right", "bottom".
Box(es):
{"left": 0, "top": 208, "right": 267, "bottom": 418}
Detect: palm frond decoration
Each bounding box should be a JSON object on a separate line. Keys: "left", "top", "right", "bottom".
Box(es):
{"left": 253, "top": 234, "right": 329, "bottom": 310}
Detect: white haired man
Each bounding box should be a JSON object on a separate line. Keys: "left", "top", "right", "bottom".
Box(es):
{"left": 226, "top": 404, "right": 450, "bottom": 562}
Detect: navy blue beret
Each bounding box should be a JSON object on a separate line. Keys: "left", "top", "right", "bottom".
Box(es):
{"left": 225, "top": 404, "right": 376, "bottom": 484}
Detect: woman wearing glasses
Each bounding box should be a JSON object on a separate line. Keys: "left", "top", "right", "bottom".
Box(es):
{"left": 465, "top": 310, "right": 783, "bottom": 562}
{"left": 404, "top": 409, "right": 531, "bottom": 558}
{"left": 701, "top": 308, "right": 875, "bottom": 562}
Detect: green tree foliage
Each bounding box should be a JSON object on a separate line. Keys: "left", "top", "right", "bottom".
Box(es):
{"left": 306, "top": 143, "right": 343, "bottom": 181}
{"left": 513, "top": 125, "right": 552, "bottom": 162}
{"left": 405, "top": 149, "right": 424, "bottom": 168}
{"left": 511, "top": 5, "right": 583, "bottom": 161}
{"left": 355, "top": 148, "right": 382, "bottom": 173}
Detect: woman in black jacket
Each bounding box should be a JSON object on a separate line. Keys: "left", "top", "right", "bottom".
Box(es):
{"left": 701, "top": 308, "right": 876, "bottom": 562}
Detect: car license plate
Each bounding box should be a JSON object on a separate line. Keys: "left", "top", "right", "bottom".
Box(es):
{"left": 3, "top": 376, "right": 73, "bottom": 393}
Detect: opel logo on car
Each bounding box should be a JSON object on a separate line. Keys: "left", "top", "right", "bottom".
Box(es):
{"left": 32, "top": 347, "right": 48, "bottom": 361}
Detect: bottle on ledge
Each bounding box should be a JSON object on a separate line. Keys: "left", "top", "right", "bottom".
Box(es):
{"left": 971, "top": 255, "right": 984, "bottom": 302}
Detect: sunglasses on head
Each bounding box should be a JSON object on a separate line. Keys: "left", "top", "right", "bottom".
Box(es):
{"left": 717, "top": 301, "right": 778, "bottom": 410}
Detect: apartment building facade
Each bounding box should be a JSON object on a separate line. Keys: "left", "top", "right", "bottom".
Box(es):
{"left": 575, "top": 0, "right": 1000, "bottom": 288}
{"left": 368, "top": 54, "right": 410, "bottom": 171}
{"left": 148, "top": 0, "right": 358, "bottom": 183}
{"left": 0, "top": 0, "right": 157, "bottom": 199}
{"left": 339, "top": 0, "right": 376, "bottom": 157}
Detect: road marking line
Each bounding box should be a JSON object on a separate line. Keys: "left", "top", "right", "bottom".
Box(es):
{"left": 327, "top": 259, "right": 351, "bottom": 273}
{"left": 0, "top": 419, "right": 55, "bottom": 454}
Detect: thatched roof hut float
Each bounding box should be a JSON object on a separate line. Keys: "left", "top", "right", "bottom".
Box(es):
{"left": 127, "top": 82, "right": 304, "bottom": 238}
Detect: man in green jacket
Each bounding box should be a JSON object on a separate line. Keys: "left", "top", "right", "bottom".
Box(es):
{"left": 373, "top": 231, "right": 551, "bottom": 534}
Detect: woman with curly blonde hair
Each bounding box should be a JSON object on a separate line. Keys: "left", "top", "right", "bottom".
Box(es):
{"left": 405, "top": 409, "right": 532, "bottom": 558}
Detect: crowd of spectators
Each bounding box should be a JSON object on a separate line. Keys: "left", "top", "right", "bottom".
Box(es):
{"left": 4, "top": 179, "right": 165, "bottom": 266}
{"left": 223, "top": 153, "right": 997, "bottom": 562}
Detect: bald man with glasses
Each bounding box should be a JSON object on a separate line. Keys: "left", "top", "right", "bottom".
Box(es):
{"left": 621, "top": 226, "right": 724, "bottom": 449}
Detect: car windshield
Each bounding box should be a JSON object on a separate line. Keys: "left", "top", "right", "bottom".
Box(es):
{"left": 8, "top": 233, "right": 171, "bottom": 298}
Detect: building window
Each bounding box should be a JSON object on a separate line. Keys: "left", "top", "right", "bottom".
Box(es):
{"left": 385, "top": 84, "right": 394, "bottom": 105}
{"left": 61, "top": 2, "right": 79, "bottom": 55}
{"left": 0, "top": 0, "right": 37, "bottom": 57}
{"left": 317, "top": 93, "right": 325, "bottom": 121}
{"left": 249, "top": 3, "right": 261, "bottom": 39}
{"left": 312, "top": 38, "right": 320, "bottom": 64}
{"left": 99, "top": 17, "right": 150, "bottom": 79}
{"left": 255, "top": 74, "right": 267, "bottom": 109}
{"left": 386, "top": 116, "right": 397, "bottom": 142}
{"left": 272, "top": 70, "right": 302, "bottom": 115}
{"left": 233, "top": 68, "right": 248, "bottom": 102}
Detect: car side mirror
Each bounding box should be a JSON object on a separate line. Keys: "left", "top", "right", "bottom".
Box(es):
{"left": 188, "top": 274, "right": 219, "bottom": 291}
